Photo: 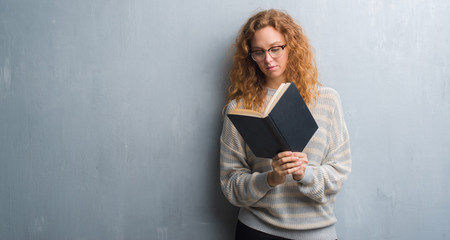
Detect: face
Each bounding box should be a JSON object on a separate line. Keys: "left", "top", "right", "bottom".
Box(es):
{"left": 250, "top": 26, "right": 289, "bottom": 88}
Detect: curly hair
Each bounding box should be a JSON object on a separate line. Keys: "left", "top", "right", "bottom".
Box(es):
{"left": 225, "top": 9, "right": 321, "bottom": 112}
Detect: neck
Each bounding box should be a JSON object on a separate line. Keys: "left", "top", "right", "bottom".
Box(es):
{"left": 265, "top": 76, "right": 286, "bottom": 89}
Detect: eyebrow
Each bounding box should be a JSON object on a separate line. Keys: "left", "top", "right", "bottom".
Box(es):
{"left": 251, "top": 41, "right": 284, "bottom": 50}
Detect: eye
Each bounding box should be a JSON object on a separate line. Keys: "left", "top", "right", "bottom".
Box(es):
{"left": 252, "top": 51, "right": 265, "bottom": 57}
{"left": 270, "top": 46, "right": 282, "bottom": 53}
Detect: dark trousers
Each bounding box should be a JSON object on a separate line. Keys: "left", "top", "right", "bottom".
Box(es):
{"left": 235, "top": 221, "right": 290, "bottom": 240}
{"left": 235, "top": 220, "right": 338, "bottom": 240}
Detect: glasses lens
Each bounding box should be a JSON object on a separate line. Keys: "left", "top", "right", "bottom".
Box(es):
{"left": 251, "top": 51, "right": 265, "bottom": 61}
{"left": 250, "top": 46, "right": 285, "bottom": 62}
{"left": 269, "top": 46, "right": 283, "bottom": 58}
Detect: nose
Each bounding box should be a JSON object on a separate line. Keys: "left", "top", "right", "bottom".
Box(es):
{"left": 264, "top": 51, "right": 273, "bottom": 63}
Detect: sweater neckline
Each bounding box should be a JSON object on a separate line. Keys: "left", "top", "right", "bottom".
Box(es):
{"left": 267, "top": 87, "right": 277, "bottom": 96}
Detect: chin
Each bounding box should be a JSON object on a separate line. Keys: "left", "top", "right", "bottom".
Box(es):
{"left": 266, "top": 73, "right": 282, "bottom": 80}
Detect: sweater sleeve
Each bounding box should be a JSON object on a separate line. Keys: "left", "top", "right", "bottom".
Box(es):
{"left": 297, "top": 90, "right": 352, "bottom": 203}
{"left": 220, "top": 102, "right": 273, "bottom": 207}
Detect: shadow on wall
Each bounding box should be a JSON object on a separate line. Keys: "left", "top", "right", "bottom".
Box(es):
{"left": 206, "top": 47, "right": 240, "bottom": 239}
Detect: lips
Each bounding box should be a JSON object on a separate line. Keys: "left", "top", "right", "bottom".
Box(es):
{"left": 266, "top": 65, "right": 278, "bottom": 71}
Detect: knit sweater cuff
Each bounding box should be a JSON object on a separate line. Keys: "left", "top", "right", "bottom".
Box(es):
{"left": 255, "top": 171, "right": 274, "bottom": 193}
{"left": 299, "top": 166, "right": 314, "bottom": 185}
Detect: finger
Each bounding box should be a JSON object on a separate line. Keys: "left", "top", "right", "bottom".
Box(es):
{"left": 296, "top": 158, "right": 308, "bottom": 165}
{"left": 274, "top": 151, "right": 292, "bottom": 160}
{"left": 278, "top": 156, "right": 300, "bottom": 165}
{"left": 292, "top": 168, "right": 306, "bottom": 178}
{"left": 285, "top": 166, "right": 302, "bottom": 175}
{"left": 282, "top": 161, "right": 302, "bottom": 171}
{"left": 293, "top": 152, "right": 307, "bottom": 158}
{"left": 274, "top": 160, "right": 300, "bottom": 172}
{"left": 292, "top": 153, "right": 308, "bottom": 165}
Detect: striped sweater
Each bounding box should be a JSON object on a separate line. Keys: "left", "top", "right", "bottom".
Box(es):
{"left": 220, "top": 87, "right": 351, "bottom": 240}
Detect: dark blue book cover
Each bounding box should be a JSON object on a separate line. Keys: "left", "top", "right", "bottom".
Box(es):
{"left": 227, "top": 83, "right": 318, "bottom": 158}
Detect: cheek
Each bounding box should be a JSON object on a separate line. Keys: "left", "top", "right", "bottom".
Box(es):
{"left": 281, "top": 52, "right": 289, "bottom": 66}
{"left": 280, "top": 56, "right": 289, "bottom": 72}
{"left": 256, "top": 62, "right": 266, "bottom": 72}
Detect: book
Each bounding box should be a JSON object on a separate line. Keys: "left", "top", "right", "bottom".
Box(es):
{"left": 227, "top": 82, "right": 318, "bottom": 158}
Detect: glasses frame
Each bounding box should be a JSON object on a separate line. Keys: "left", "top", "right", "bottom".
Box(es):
{"left": 248, "top": 45, "right": 287, "bottom": 62}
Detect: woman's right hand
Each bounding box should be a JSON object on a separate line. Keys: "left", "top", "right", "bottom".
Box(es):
{"left": 268, "top": 151, "right": 307, "bottom": 187}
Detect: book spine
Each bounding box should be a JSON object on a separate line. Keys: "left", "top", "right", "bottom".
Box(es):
{"left": 264, "top": 116, "right": 291, "bottom": 152}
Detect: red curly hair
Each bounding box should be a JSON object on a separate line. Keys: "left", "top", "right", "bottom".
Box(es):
{"left": 225, "top": 9, "right": 321, "bottom": 112}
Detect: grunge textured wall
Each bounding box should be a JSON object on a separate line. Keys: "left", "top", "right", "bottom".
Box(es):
{"left": 1, "top": 1, "right": 449, "bottom": 239}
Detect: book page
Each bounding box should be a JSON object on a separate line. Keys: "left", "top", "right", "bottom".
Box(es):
{"left": 228, "top": 108, "right": 264, "bottom": 118}
{"left": 263, "top": 82, "right": 291, "bottom": 116}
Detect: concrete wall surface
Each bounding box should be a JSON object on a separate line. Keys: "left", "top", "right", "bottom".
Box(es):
{"left": 1, "top": 1, "right": 449, "bottom": 239}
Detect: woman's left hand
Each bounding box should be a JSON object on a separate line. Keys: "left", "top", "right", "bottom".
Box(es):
{"left": 291, "top": 152, "right": 308, "bottom": 181}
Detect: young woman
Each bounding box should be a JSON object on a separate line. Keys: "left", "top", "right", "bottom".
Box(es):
{"left": 220, "top": 9, "right": 352, "bottom": 240}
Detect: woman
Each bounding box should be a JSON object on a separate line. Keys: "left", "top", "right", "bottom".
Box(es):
{"left": 220, "top": 9, "right": 351, "bottom": 240}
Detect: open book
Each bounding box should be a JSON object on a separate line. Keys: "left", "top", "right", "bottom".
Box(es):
{"left": 227, "top": 82, "right": 318, "bottom": 158}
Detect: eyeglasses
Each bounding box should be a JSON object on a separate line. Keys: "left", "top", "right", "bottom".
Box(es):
{"left": 249, "top": 45, "right": 287, "bottom": 62}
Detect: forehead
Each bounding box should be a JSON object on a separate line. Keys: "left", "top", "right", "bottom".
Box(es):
{"left": 251, "top": 26, "right": 285, "bottom": 48}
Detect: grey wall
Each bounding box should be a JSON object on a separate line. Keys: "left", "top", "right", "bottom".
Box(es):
{"left": 1, "top": 1, "right": 449, "bottom": 239}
